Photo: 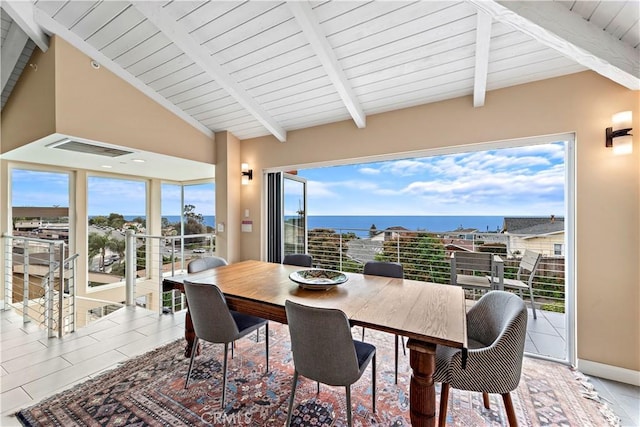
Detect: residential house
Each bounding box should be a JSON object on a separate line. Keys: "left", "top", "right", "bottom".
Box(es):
{"left": 0, "top": 0, "right": 638, "bottom": 406}
{"left": 503, "top": 216, "right": 566, "bottom": 257}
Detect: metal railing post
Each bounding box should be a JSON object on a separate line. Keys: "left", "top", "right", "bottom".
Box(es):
{"left": 125, "top": 230, "right": 136, "bottom": 306}
{"left": 22, "top": 241, "right": 30, "bottom": 323}
{"left": 47, "top": 244, "right": 56, "bottom": 337}
{"left": 57, "top": 241, "right": 65, "bottom": 338}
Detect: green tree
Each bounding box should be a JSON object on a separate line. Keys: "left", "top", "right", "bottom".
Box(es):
{"left": 131, "top": 216, "right": 146, "bottom": 227}
{"left": 307, "top": 228, "right": 358, "bottom": 271}
{"left": 88, "top": 232, "right": 109, "bottom": 272}
{"left": 377, "top": 232, "right": 449, "bottom": 283}
{"left": 89, "top": 216, "right": 108, "bottom": 227}
{"left": 107, "top": 213, "right": 125, "bottom": 229}
{"left": 183, "top": 204, "right": 206, "bottom": 236}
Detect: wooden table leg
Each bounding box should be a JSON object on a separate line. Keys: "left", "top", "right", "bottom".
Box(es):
{"left": 407, "top": 339, "right": 437, "bottom": 427}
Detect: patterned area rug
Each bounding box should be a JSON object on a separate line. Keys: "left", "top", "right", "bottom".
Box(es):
{"left": 16, "top": 322, "right": 619, "bottom": 426}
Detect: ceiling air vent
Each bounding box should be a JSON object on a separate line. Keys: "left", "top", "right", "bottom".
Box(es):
{"left": 47, "top": 139, "right": 133, "bottom": 157}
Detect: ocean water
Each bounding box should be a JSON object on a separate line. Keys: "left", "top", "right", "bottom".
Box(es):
{"left": 305, "top": 215, "right": 503, "bottom": 234}
{"left": 152, "top": 215, "right": 503, "bottom": 235}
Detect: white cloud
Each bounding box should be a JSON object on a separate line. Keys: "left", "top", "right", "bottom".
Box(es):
{"left": 358, "top": 167, "right": 380, "bottom": 175}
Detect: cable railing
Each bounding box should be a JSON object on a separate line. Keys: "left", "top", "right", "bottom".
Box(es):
{"left": 296, "top": 226, "right": 566, "bottom": 312}
{"left": 2, "top": 234, "right": 79, "bottom": 337}
{"left": 123, "top": 231, "right": 216, "bottom": 314}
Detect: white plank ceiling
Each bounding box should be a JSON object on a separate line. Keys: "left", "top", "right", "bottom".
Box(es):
{"left": 2, "top": 0, "right": 639, "bottom": 144}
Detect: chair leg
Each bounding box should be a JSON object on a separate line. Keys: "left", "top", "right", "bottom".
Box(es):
{"left": 529, "top": 286, "right": 537, "bottom": 319}
{"left": 222, "top": 342, "right": 229, "bottom": 409}
{"left": 482, "top": 392, "right": 491, "bottom": 409}
{"left": 346, "top": 386, "right": 352, "bottom": 427}
{"left": 372, "top": 352, "right": 376, "bottom": 413}
{"left": 502, "top": 392, "right": 518, "bottom": 427}
{"left": 265, "top": 323, "right": 269, "bottom": 373}
{"left": 401, "top": 335, "right": 406, "bottom": 356}
{"left": 184, "top": 336, "right": 199, "bottom": 389}
{"left": 394, "top": 334, "right": 399, "bottom": 384}
{"left": 286, "top": 371, "right": 299, "bottom": 427}
{"left": 361, "top": 327, "right": 365, "bottom": 341}
{"left": 438, "top": 383, "right": 450, "bottom": 427}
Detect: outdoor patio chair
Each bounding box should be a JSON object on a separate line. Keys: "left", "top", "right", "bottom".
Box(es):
{"left": 285, "top": 300, "right": 376, "bottom": 427}
{"left": 362, "top": 260, "right": 404, "bottom": 384}
{"left": 282, "top": 253, "right": 313, "bottom": 267}
{"left": 434, "top": 291, "right": 527, "bottom": 426}
{"left": 450, "top": 251, "right": 495, "bottom": 292}
{"left": 489, "top": 250, "right": 542, "bottom": 319}
{"left": 187, "top": 256, "right": 228, "bottom": 273}
{"left": 183, "top": 281, "right": 269, "bottom": 408}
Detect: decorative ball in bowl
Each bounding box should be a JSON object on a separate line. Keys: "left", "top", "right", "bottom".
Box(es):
{"left": 289, "top": 269, "right": 348, "bottom": 290}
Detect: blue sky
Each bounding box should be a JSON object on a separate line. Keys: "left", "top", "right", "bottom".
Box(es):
{"left": 12, "top": 142, "right": 565, "bottom": 217}
{"left": 298, "top": 142, "right": 566, "bottom": 216}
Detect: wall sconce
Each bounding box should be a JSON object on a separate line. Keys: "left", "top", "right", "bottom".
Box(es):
{"left": 606, "top": 111, "right": 633, "bottom": 155}
{"left": 241, "top": 163, "right": 253, "bottom": 185}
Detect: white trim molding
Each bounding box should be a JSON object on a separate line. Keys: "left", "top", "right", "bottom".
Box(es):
{"left": 578, "top": 359, "right": 640, "bottom": 387}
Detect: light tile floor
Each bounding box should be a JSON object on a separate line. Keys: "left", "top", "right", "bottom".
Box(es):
{"left": 1, "top": 306, "right": 638, "bottom": 426}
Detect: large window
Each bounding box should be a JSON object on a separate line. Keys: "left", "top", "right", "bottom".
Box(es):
{"left": 87, "top": 176, "right": 146, "bottom": 287}
{"left": 291, "top": 140, "right": 570, "bottom": 362}
{"left": 161, "top": 182, "right": 215, "bottom": 258}
{"left": 11, "top": 168, "right": 70, "bottom": 242}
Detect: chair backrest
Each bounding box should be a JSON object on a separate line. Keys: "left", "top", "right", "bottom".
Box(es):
{"left": 285, "top": 300, "right": 361, "bottom": 386}
{"left": 282, "top": 253, "right": 313, "bottom": 268}
{"left": 187, "top": 256, "right": 228, "bottom": 273}
{"left": 464, "top": 291, "right": 528, "bottom": 392}
{"left": 363, "top": 261, "right": 403, "bottom": 278}
{"left": 517, "top": 250, "right": 541, "bottom": 282}
{"left": 452, "top": 251, "right": 493, "bottom": 273}
{"left": 183, "top": 281, "right": 239, "bottom": 343}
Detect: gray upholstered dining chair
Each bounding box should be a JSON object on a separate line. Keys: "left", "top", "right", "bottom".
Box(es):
{"left": 434, "top": 291, "right": 527, "bottom": 426}
{"left": 183, "top": 280, "right": 269, "bottom": 408}
{"left": 362, "top": 260, "right": 405, "bottom": 384}
{"left": 285, "top": 300, "right": 376, "bottom": 427}
{"left": 488, "top": 250, "right": 542, "bottom": 319}
{"left": 282, "top": 253, "right": 313, "bottom": 267}
{"left": 187, "top": 255, "right": 228, "bottom": 273}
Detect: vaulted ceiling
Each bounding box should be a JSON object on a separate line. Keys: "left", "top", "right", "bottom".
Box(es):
{"left": 2, "top": 1, "right": 639, "bottom": 145}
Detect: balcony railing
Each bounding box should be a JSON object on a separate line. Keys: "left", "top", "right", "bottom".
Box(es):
{"left": 297, "top": 227, "right": 566, "bottom": 312}
{"left": 123, "top": 231, "right": 216, "bottom": 314}
{"left": 2, "top": 234, "right": 79, "bottom": 337}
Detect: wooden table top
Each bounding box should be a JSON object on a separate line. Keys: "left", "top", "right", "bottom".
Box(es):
{"left": 164, "top": 260, "right": 467, "bottom": 349}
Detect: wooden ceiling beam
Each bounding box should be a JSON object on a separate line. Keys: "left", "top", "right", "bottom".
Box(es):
{"left": 468, "top": 0, "right": 640, "bottom": 90}
{"left": 1, "top": 1, "right": 49, "bottom": 53}
{"left": 287, "top": 1, "right": 366, "bottom": 128}
{"left": 473, "top": 10, "right": 492, "bottom": 107}
{"left": 132, "top": 1, "right": 287, "bottom": 142}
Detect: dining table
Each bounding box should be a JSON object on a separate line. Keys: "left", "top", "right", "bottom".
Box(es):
{"left": 163, "top": 259, "right": 467, "bottom": 427}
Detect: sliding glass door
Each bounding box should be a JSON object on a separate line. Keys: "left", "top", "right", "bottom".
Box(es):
{"left": 266, "top": 172, "right": 307, "bottom": 263}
